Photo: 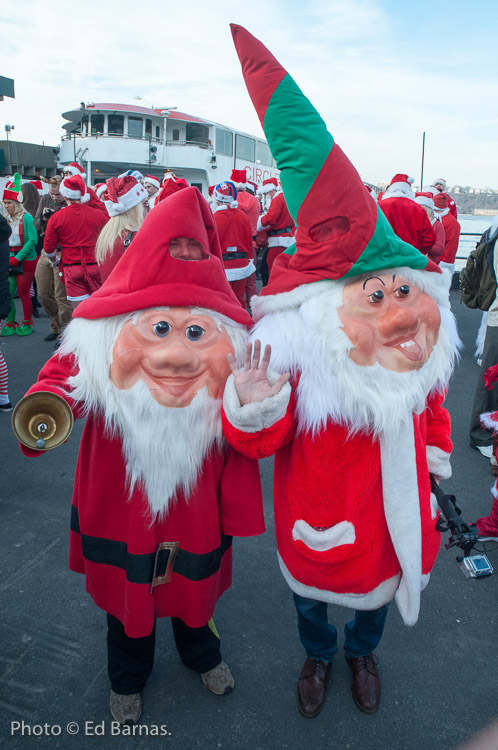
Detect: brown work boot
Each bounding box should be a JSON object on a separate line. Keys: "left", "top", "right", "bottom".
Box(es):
{"left": 297, "top": 657, "right": 332, "bottom": 718}
{"left": 109, "top": 689, "right": 142, "bottom": 724}
{"left": 346, "top": 653, "right": 380, "bottom": 714}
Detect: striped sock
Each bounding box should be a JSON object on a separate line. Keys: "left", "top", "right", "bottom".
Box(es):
{"left": 0, "top": 351, "right": 9, "bottom": 404}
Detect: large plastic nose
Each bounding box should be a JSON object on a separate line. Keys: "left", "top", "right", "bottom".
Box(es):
{"left": 146, "top": 341, "right": 200, "bottom": 373}
{"left": 376, "top": 304, "right": 419, "bottom": 340}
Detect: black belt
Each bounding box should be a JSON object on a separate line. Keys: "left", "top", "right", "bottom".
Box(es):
{"left": 222, "top": 251, "right": 248, "bottom": 261}
{"left": 64, "top": 262, "right": 98, "bottom": 267}
{"left": 70, "top": 505, "right": 232, "bottom": 590}
{"left": 267, "top": 227, "right": 293, "bottom": 237}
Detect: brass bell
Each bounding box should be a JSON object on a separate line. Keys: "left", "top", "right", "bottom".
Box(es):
{"left": 12, "top": 391, "right": 74, "bottom": 451}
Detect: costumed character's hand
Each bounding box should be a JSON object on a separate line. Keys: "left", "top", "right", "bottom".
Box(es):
{"left": 228, "top": 339, "right": 290, "bottom": 405}
{"left": 484, "top": 364, "right": 498, "bottom": 391}
{"left": 9, "top": 256, "right": 20, "bottom": 267}
{"left": 49, "top": 256, "right": 60, "bottom": 269}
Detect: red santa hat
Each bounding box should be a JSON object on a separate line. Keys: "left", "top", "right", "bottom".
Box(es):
{"left": 60, "top": 174, "right": 90, "bottom": 203}
{"left": 230, "top": 169, "right": 248, "bottom": 189}
{"left": 63, "top": 162, "right": 86, "bottom": 179}
{"left": 433, "top": 178, "right": 447, "bottom": 190}
{"left": 415, "top": 192, "right": 435, "bottom": 210}
{"left": 389, "top": 173, "right": 414, "bottom": 187}
{"left": 246, "top": 180, "right": 257, "bottom": 195}
{"left": 94, "top": 182, "right": 107, "bottom": 199}
{"left": 213, "top": 181, "right": 237, "bottom": 204}
{"left": 2, "top": 173, "right": 23, "bottom": 203}
{"left": 73, "top": 186, "right": 252, "bottom": 326}
{"left": 257, "top": 177, "right": 278, "bottom": 196}
{"left": 103, "top": 176, "right": 148, "bottom": 217}
{"left": 144, "top": 175, "right": 161, "bottom": 190}
{"left": 156, "top": 174, "right": 189, "bottom": 204}
{"left": 208, "top": 185, "right": 215, "bottom": 197}
{"left": 30, "top": 179, "right": 44, "bottom": 195}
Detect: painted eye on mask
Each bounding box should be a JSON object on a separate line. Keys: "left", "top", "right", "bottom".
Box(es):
{"left": 154, "top": 321, "right": 171, "bottom": 337}
{"left": 368, "top": 289, "right": 384, "bottom": 303}
{"left": 395, "top": 285, "right": 410, "bottom": 297}
{"left": 186, "top": 325, "right": 205, "bottom": 341}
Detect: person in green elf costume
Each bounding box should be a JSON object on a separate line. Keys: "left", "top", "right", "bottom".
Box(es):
{"left": 2, "top": 173, "right": 38, "bottom": 336}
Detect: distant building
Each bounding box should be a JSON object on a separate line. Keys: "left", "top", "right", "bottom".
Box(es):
{"left": 0, "top": 139, "right": 58, "bottom": 178}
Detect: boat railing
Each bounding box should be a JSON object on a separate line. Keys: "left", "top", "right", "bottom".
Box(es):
{"left": 456, "top": 231, "right": 482, "bottom": 260}
{"left": 60, "top": 133, "right": 212, "bottom": 148}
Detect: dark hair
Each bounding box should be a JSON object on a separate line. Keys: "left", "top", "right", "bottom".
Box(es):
{"left": 21, "top": 183, "right": 41, "bottom": 217}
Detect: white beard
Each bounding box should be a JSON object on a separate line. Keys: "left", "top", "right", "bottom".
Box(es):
{"left": 250, "top": 271, "right": 460, "bottom": 438}
{"left": 105, "top": 381, "right": 223, "bottom": 518}
{"left": 60, "top": 310, "right": 248, "bottom": 519}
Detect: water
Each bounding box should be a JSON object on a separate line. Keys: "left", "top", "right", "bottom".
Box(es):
{"left": 455, "top": 213, "right": 496, "bottom": 271}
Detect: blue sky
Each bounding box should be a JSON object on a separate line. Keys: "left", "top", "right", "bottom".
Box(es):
{"left": 2, "top": 0, "right": 497, "bottom": 188}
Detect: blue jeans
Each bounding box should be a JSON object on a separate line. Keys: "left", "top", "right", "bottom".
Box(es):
{"left": 293, "top": 593, "right": 389, "bottom": 662}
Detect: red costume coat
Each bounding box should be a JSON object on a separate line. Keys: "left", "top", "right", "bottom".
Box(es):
{"left": 222, "top": 383, "right": 452, "bottom": 625}
{"left": 380, "top": 197, "right": 436, "bottom": 253}
{"left": 257, "top": 193, "right": 295, "bottom": 248}
{"left": 214, "top": 206, "right": 255, "bottom": 281}
{"left": 440, "top": 211, "right": 461, "bottom": 264}
{"left": 44, "top": 203, "right": 108, "bottom": 266}
{"left": 22, "top": 354, "right": 265, "bottom": 637}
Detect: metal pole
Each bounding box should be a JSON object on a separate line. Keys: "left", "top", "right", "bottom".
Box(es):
{"left": 420, "top": 131, "right": 426, "bottom": 191}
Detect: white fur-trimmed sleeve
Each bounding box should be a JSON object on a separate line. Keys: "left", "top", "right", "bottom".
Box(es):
{"left": 222, "top": 371, "right": 291, "bottom": 433}
{"left": 256, "top": 215, "right": 266, "bottom": 232}
{"left": 426, "top": 445, "right": 452, "bottom": 480}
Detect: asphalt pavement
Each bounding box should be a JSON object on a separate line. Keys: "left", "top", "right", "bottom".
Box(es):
{"left": 1, "top": 291, "right": 497, "bottom": 750}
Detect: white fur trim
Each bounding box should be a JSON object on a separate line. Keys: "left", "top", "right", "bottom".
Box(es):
{"left": 426, "top": 445, "right": 452, "bottom": 480}
{"left": 268, "top": 235, "right": 294, "bottom": 248}
{"left": 381, "top": 421, "right": 422, "bottom": 626}
{"left": 256, "top": 215, "right": 265, "bottom": 232}
{"left": 251, "top": 267, "right": 455, "bottom": 321}
{"left": 415, "top": 196, "right": 434, "bottom": 210}
{"left": 430, "top": 492, "right": 438, "bottom": 520}
{"left": 480, "top": 411, "right": 498, "bottom": 431}
{"left": 95, "top": 184, "right": 107, "bottom": 199}
{"left": 278, "top": 554, "right": 400, "bottom": 610}
{"left": 225, "top": 260, "right": 255, "bottom": 281}
{"left": 491, "top": 484, "right": 498, "bottom": 500}
{"left": 60, "top": 184, "right": 88, "bottom": 201}
{"left": 105, "top": 183, "right": 148, "bottom": 217}
{"left": 292, "top": 520, "right": 355, "bottom": 551}
{"left": 434, "top": 207, "right": 450, "bottom": 218}
{"left": 144, "top": 176, "right": 161, "bottom": 190}
{"left": 381, "top": 183, "right": 415, "bottom": 200}
{"left": 222, "top": 371, "right": 291, "bottom": 433}
{"left": 257, "top": 183, "right": 277, "bottom": 196}
{"left": 63, "top": 164, "right": 85, "bottom": 177}
{"left": 66, "top": 292, "right": 90, "bottom": 302}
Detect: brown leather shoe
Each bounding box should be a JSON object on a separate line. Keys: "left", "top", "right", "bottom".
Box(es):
{"left": 346, "top": 653, "right": 380, "bottom": 714}
{"left": 297, "top": 657, "right": 332, "bottom": 718}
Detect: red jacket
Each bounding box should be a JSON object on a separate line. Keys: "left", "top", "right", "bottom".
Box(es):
{"left": 214, "top": 206, "right": 255, "bottom": 281}
{"left": 380, "top": 197, "right": 436, "bottom": 253}
{"left": 44, "top": 203, "right": 108, "bottom": 266}
{"left": 236, "top": 191, "right": 260, "bottom": 236}
{"left": 440, "top": 212, "right": 461, "bottom": 264}
{"left": 429, "top": 219, "right": 446, "bottom": 264}
{"left": 21, "top": 353, "right": 265, "bottom": 637}
{"left": 257, "top": 193, "right": 295, "bottom": 248}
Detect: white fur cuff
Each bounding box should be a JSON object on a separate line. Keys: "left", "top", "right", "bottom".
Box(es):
{"left": 426, "top": 445, "right": 452, "bottom": 480}
{"left": 292, "top": 520, "right": 355, "bottom": 551}
{"left": 223, "top": 371, "right": 291, "bottom": 433}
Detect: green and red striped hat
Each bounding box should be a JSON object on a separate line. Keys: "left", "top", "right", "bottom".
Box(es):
{"left": 230, "top": 24, "right": 440, "bottom": 298}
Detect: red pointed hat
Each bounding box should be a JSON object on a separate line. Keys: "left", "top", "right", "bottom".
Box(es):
{"left": 73, "top": 187, "right": 252, "bottom": 326}
{"left": 230, "top": 24, "right": 440, "bottom": 299}
{"left": 230, "top": 169, "right": 248, "bottom": 188}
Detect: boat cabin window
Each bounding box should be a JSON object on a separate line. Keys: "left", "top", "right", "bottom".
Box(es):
{"left": 108, "top": 115, "right": 124, "bottom": 136}
{"left": 128, "top": 117, "right": 143, "bottom": 138}
{"left": 191, "top": 182, "right": 202, "bottom": 192}
{"left": 256, "top": 141, "right": 272, "bottom": 166}
{"left": 216, "top": 128, "right": 233, "bottom": 157}
{"left": 145, "top": 119, "right": 152, "bottom": 136}
{"left": 235, "top": 134, "right": 255, "bottom": 162}
{"left": 155, "top": 125, "right": 160, "bottom": 139}
{"left": 186, "top": 123, "right": 209, "bottom": 146}
{"left": 172, "top": 129, "right": 180, "bottom": 141}
{"left": 91, "top": 115, "right": 104, "bottom": 135}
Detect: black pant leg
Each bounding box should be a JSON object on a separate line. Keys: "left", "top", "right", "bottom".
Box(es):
{"left": 171, "top": 617, "right": 222, "bottom": 674}
{"left": 107, "top": 613, "right": 156, "bottom": 695}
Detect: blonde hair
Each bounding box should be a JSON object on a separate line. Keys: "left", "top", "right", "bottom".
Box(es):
{"left": 5, "top": 201, "right": 26, "bottom": 223}
{"left": 422, "top": 204, "right": 435, "bottom": 224}
{"left": 95, "top": 203, "right": 144, "bottom": 264}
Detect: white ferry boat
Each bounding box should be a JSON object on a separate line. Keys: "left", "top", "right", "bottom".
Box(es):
{"left": 58, "top": 102, "right": 279, "bottom": 195}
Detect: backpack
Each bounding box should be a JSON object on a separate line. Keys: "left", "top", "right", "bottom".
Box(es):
{"left": 459, "top": 228, "right": 497, "bottom": 311}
